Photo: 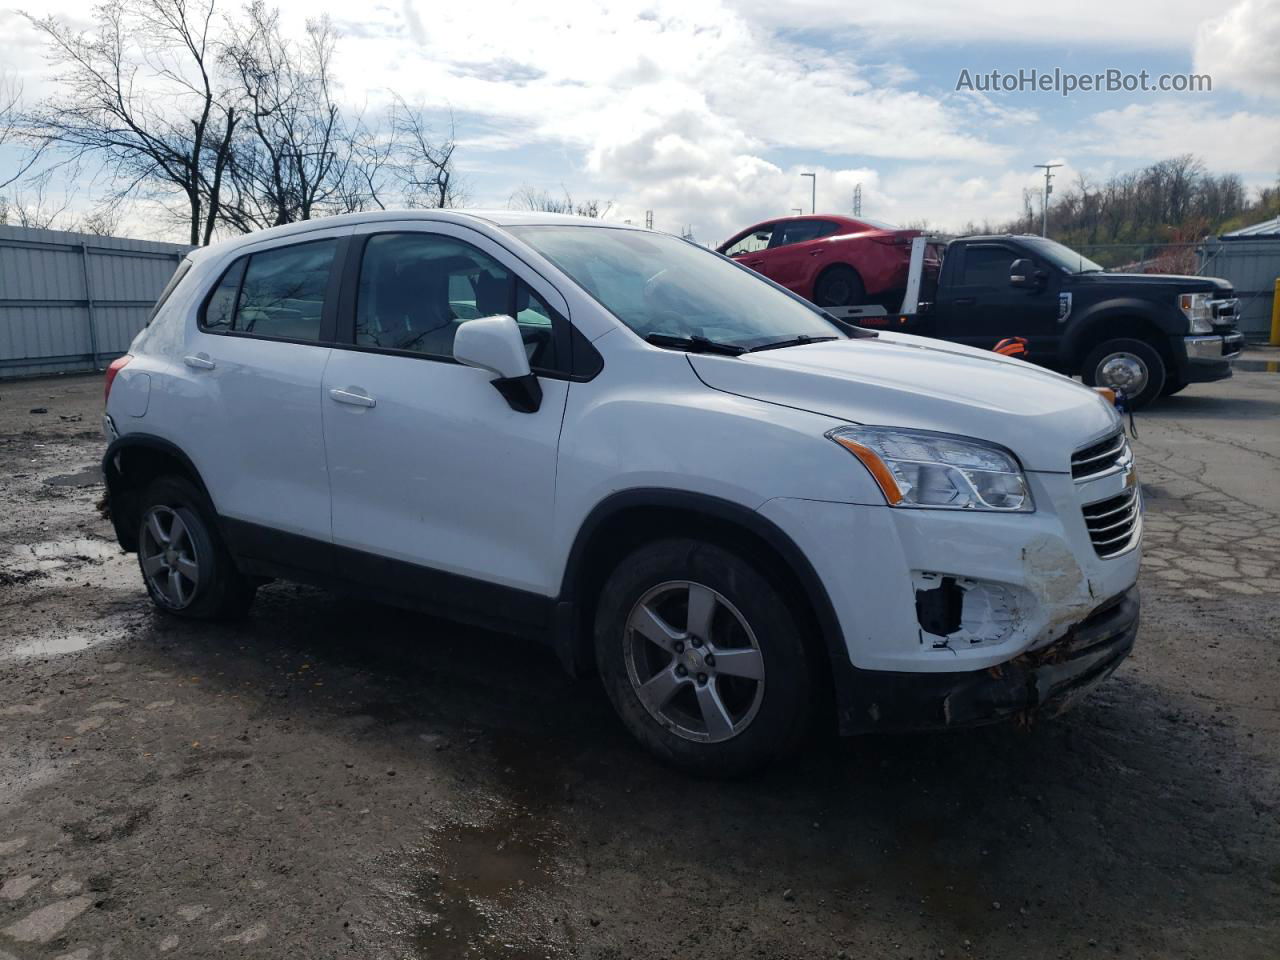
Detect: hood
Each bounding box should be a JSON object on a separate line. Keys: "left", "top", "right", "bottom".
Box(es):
{"left": 688, "top": 332, "right": 1119, "bottom": 473}
{"left": 1071, "top": 272, "right": 1232, "bottom": 294}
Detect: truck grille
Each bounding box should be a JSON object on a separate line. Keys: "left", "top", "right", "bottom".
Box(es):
{"left": 1071, "top": 432, "right": 1128, "bottom": 481}
{"left": 1082, "top": 487, "right": 1141, "bottom": 559}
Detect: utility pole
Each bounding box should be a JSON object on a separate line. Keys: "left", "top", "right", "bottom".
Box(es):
{"left": 1033, "top": 163, "right": 1062, "bottom": 237}
{"left": 852, "top": 183, "right": 862, "bottom": 217}
{"left": 644, "top": 210, "right": 653, "bottom": 229}
{"left": 791, "top": 208, "right": 803, "bottom": 215}
{"left": 801, "top": 172, "right": 815, "bottom": 214}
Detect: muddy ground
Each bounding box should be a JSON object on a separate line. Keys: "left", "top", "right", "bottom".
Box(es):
{"left": 0, "top": 363, "right": 1277, "bottom": 960}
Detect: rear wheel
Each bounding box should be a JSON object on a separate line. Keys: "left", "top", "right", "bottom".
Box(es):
{"left": 1161, "top": 378, "right": 1188, "bottom": 397}
{"left": 1081, "top": 338, "right": 1166, "bottom": 409}
{"left": 594, "top": 539, "right": 813, "bottom": 776}
{"left": 137, "top": 476, "right": 256, "bottom": 620}
{"left": 813, "top": 265, "right": 867, "bottom": 307}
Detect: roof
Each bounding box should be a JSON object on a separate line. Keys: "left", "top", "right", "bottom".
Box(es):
{"left": 191, "top": 208, "right": 642, "bottom": 261}
{"left": 1222, "top": 216, "right": 1280, "bottom": 239}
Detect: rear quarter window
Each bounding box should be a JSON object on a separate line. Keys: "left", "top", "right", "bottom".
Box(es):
{"left": 148, "top": 259, "right": 193, "bottom": 324}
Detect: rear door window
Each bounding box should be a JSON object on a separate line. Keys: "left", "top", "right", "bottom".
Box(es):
{"left": 773, "top": 220, "right": 840, "bottom": 248}
{"left": 236, "top": 241, "right": 338, "bottom": 341}
{"left": 199, "top": 239, "right": 338, "bottom": 342}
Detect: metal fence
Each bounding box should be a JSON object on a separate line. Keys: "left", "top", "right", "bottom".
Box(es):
{"left": 0, "top": 225, "right": 192, "bottom": 379}
{"left": 1197, "top": 237, "right": 1279, "bottom": 340}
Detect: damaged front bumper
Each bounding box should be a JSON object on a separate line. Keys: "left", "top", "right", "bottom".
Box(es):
{"left": 843, "top": 587, "right": 1139, "bottom": 733}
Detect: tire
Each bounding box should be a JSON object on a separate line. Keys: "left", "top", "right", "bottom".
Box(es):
{"left": 594, "top": 538, "right": 814, "bottom": 777}
{"left": 813, "top": 265, "right": 867, "bottom": 308}
{"left": 1081, "top": 338, "right": 1166, "bottom": 409}
{"left": 1161, "top": 378, "right": 1188, "bottom": 397}
{"left": 136, "top": 476, "right": 256, "bottom": 620}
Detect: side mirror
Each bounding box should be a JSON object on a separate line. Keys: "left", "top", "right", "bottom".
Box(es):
{"left": 1009, "top": 258, "right": 1038, "bottom": 288}
{"left": 453, "top": 315, "right": 542, "bottom": 413}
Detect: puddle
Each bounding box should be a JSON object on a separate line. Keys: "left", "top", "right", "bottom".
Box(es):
{"left": 3, "top": 538, "right": 121, "bottom": 575}
{"left": 412, "top": 815, "right": 558, "bottom": 960}
{"left": 44, "top": 466, "right": 103, "bottom": 488}
{"left": 4, "top": 633, "right": 103, "bottom": 661}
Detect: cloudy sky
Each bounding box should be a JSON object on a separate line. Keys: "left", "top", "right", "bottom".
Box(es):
{"left": 1, "top": 0, "right": 1277, "bottom": 244}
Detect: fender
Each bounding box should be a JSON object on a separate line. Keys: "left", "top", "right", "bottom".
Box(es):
{"left": 554, "top": 488, "right": 861, "bottom": 731}
{"left": 101, "top": 433, "right": 214, "bottom": 551}
{"left": 1060, "top": 296, "right": 1179, "bottom": 365}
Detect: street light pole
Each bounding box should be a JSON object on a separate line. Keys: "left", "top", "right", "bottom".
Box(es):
{"left": 1033, "top": 163, "right": 1062, "bottom": 237}
{"left": 801, "top": 172, "right": 815, "bottom": 214}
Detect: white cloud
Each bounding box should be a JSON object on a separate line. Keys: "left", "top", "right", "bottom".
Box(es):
{"left": 731, "top": 0, "right": 1212, "bottom": 49}
{"left": 3, "top": 0, "right": 1275, "bottom": 244}
{"left": 1194, "top": 0, "right": 1280, "bottom": 99}
{"left": 1073, "top": 102, "right": 1280, "bottom": 177}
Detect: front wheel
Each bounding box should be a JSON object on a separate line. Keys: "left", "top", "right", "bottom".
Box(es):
{"left": 813, "top": 265, "right": 867, "bottom": 308}
{"left": 594, "top": 539, "right": 814, "bottom": 776}
{"left": 1081, "top": 338, "right": 1167, "bottom": 409}
{"left": 136, "top": 476, "right": 256, "bottom": 620}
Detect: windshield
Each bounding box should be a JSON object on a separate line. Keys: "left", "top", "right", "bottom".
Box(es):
{"left": 507, "top": 226, "right": 846, "bottom": 349}
{"left": 1020, "top": 237, "right": 1104, "bottom": 274}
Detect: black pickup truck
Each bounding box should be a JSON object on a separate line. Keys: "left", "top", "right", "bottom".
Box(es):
{"left": 855, "top": 234, "right": 1244, "bottom": 407}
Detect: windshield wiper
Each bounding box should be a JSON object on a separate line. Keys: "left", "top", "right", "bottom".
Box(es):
{"left": 645, "top": 333, "right": 745, "bottom": 356}
{"left": 747, "top": 335, "right": 839, "bottom": 353}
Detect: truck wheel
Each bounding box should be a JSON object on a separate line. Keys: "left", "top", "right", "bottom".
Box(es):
{"left": 594, "top": 539, "right": 813, "bottom": 777}
{"left": 814, "top": 265, "right": 867, "bottom": 307}
{"left": 1082, "top": 338, "right": 1166, "bottom": 409}
{"left": 136, "top": 476, "right": 256, "bottom": 620}
{"left": 1161, "top": 378, "right": 1188, "bottom": 397}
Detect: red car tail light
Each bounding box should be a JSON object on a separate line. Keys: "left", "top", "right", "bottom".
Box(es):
{"left": 104, "top": 355, "right": 132, "bottom": 403}
{"left": 871, "top": 235, "right": 911, "bottom": 246}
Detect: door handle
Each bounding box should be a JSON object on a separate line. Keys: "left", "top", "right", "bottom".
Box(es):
{"left": 954, "top": 297, "right": 976, "bottom": 306}
{"left": 746, "top": 259, "right": 764, "bottom": 267}
{"left": 329, "top": 387, "right": 376, "bottom": 408}
{"left": 183, "top": 353, "right": 215, "bottom": 370}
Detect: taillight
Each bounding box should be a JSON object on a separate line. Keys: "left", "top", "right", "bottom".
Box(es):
{"left": 872, "top": 235, "right": 911, "bottom": 246}
{"left": 104, "top": 355, "right": 132, "bottom": 403}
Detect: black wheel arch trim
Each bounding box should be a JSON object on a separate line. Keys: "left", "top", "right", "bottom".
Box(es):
{"left": 1061, "top": 298, "right": 1182, "bottom": 369}
{"left": 101, "top": 433, "right": 216, "bottom": 551}
{"left": 554, "top": 487, "right": 860, "bottom": 731}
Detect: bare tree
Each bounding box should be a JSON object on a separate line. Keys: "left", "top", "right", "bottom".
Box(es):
{"left": 8, "top": 168, "right": 76, "bottom": 229}
{"left": 22, "top": 0, "right": 238, "bottom": 245}
{"left": 511, "top": 185, "right": 611, "bottom": 218}
{"left": 220, "top": 5, "right": 344, "bottom": 229}
{"left": 392, "top": 97, "right": 464, "bottom": 209}
{"left": 1, "top": 75, "right": 46, "bottom": 191}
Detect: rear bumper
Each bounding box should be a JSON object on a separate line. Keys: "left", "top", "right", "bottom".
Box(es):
{"left": 841, "top": 587, "right": 1139, "bottom": 733}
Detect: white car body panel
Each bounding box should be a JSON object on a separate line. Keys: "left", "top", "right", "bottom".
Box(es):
{"left": 322, "top": 220, "right": 571, "bottom": 594}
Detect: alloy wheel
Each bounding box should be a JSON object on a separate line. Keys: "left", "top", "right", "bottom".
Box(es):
{"left": 139, "top": 505, "right": 201, "bottom": 609}
{"left": 623, "top": 580, "right": 766, "bottom": 743}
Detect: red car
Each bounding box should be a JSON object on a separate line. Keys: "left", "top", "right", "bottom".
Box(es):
{"left": 716, "top": 215, "right": 930, "bottom": 309}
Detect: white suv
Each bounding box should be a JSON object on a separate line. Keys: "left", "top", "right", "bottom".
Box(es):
{"left": 102, "top": 210, "right": 1141, "bottom": 775}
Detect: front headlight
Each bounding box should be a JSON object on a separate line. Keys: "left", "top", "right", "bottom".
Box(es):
{"left": 1178, "top": 292, "right": 1213, "bottom": 334}
{"left": 827, "top": 426, "right": 1033, "bottom": 512}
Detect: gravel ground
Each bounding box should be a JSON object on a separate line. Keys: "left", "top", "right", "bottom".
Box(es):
{"left": 0, "top": 365, "right": 1277, "bottom": 960}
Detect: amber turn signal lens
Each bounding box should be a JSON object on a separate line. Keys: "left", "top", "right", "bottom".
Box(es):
{"left": 1093, "top": 386, "right": 1117, "bottom": 406}
{"left": 830, "top": 435, "right": 903, "bottom": 505}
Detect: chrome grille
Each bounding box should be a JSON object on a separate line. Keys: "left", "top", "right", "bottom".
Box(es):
{"left": 1071, "top": 432, "right": 1128, "bottom": 482}
{"left": 1082, "top": 487, "right": 1141, "bottom": 559}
